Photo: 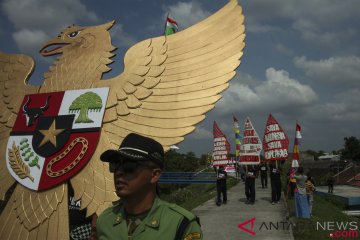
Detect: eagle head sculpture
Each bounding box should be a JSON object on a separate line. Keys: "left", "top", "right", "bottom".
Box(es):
{"left": 40, "top": 21, "right": 115, "bottom": 57}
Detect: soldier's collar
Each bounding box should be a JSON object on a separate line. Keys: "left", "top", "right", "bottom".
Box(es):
{"left": 112, "top": 200, "right": 125, "bottom": 226}
{"left": 144, "top": 197, "right": 162, "bottom": 229}
{"left": 112, "top": 197, "right": 162, "bottom": 228}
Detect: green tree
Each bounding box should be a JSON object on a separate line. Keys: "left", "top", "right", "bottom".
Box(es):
{"left": 69, "top": 92, "right": 102, "bottom": 123}
{"left": 341, "top": 136, "right": 360, "bottom": 161}
{"left": 304, "top": 149, "right": 323, "bottom": 160}
{"left": 164, "top": 151, "right": 202, "bottom": 172}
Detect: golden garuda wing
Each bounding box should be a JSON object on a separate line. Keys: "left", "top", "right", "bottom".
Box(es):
{"left": 0, "top": 53, "right": 67, "bottom": 240}
{"left": 0, "top": 54, "right": 81, "bottom": 240}
{"left": 0, "top": 52, "right": 39, "bottom": 197}
{"left": 103, "top": 0, "right": 244, "bottom": 148}
{"left": 75, "top": 0, "right": 245, "bottom": 215}
{"left": 0, "top": 55, "right": 83, "bottom": 240}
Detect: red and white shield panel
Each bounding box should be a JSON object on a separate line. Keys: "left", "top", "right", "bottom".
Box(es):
{"left": 6, "top": 88, "right": 109, "bottom": 191}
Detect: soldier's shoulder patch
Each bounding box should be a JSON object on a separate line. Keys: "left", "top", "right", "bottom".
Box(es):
{"left": 169, "top": 204, "right": 195, "bottom": 221}
{"left": 184, "top": 232, "right": 201, "bottom": 240}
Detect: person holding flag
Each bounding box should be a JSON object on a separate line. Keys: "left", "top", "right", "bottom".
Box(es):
{"left": 288, "top": 123, "right": 302, "bottom": 199}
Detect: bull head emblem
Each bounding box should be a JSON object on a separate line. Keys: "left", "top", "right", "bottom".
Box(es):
{"left": 22, "top": 96, "right": 50, "bottom": 126}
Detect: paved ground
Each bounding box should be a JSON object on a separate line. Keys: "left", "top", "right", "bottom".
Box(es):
{"left": 192, "top": 179, "right": 294, "bottom": 240}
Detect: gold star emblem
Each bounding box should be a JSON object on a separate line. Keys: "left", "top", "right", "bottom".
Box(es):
{"left": 38, "top": 119, "right": 65, "bottom": 148}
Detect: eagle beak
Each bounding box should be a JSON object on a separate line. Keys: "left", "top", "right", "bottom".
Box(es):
{"left": 39, "top": 38, "right": 68, "bottom": 57}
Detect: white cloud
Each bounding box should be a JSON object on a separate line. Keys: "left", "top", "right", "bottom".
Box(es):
{"left": 245, "top": 18, "right": 281, "bottom": 34}
{"left": 188, "top": 126, "right": 212, "bottom": 140}
{"left": 275, "top": 43, "right": 295, "bottom": 56}
{"left": 12, "top": 29, "right": 49, "bottom": 55}
{"left": 2, "top": 0, "right": 98, "bottom": 56}
{"left": 294, "top": 56, "right": 360, "bottom": 87}
{"left": 305, "top": 89, "right": 360, "bottom": 123}
{"left": 243, "top": 0, "right": 360, "bottom": 47}
{"left": 216, "top": 68, "right": 318, "bottom": 114}
{"left": 110, "top": 24, "right": 137, "bottom": 48}
{"left": 163, "top": 1, "right": 210, "bottom": 29}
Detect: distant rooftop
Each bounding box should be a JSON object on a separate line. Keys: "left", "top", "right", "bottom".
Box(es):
{"left": 318, "top": 153, "right": 340, "bottom": 161}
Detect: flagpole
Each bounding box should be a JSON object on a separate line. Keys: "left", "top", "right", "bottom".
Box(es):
{"left": 164, "top": 13, "right": 169, "bottom": 35}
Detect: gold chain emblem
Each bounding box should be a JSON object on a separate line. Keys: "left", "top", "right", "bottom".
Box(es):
{"left": 46, "top": 137, "right": 88, "bottom": 177}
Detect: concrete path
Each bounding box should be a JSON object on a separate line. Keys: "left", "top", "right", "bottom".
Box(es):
{"left": 192, "top": 179, "right": 294, "bottom": 240}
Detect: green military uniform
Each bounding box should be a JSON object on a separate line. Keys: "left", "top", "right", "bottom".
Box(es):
{"left": 96, "top": 197, "right": 202, "bottom": 240}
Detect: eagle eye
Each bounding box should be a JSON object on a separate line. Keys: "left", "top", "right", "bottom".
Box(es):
{"left": 68, "top": 31, "right": 80, "bottom": 38}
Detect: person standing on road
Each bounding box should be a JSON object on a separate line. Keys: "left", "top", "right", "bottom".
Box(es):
{"left": 270, "top": 164, "right": 282, "bottom": 205}
{"left": 327, "top": 175, "right": 334, "bottom": 193}
{"left": 259, "top": 161, "right": 268, "bottom": 188}
{"left": 245, "top": 165, "right": 256, "bottom": 204}
{"left": 216, "top": 165, "right": 228, "bottom": 206}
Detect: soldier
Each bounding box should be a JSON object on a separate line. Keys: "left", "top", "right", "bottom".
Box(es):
{"left": 215, "top": 165, "right": 227, "bottom": 206}
{"left": 259, "top": 160, "right": 268, "bottom": 188}
{"left": 245, "top": 165, "right": 256, "bottom": 204}
{"left": 270, "top": 164, "right": 282, "bottom": 205}
{"left": 96, "top": 133, "right": 202, "bottom": 240}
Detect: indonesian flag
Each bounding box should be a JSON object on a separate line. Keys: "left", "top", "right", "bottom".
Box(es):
{"left": 165, "top": 16, "right": 178, "bottom": 36}
{"left": 295, "top": 124, "right": 302, "bottom": 141}
{"left": 292, "top": 123, "right": 302, "bottom": 165}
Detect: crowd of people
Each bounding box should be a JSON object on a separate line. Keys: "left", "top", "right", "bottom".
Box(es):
{"left": 214, "top": 161, "right": 318, "bottom": 220}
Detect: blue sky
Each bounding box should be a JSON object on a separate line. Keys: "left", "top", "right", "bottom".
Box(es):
{"left": 1, "top": 0, "right": 360, "bottom": 156}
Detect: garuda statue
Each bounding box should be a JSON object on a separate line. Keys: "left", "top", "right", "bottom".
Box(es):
{"left": 0, "top": 0, "right": 245, "bottom": 239}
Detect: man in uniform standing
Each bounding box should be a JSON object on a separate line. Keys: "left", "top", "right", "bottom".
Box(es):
{"left": 215, "top": 165, "right": 227, "bottom": 206}
{"left": 96, "top": 133, "right": 202, "bottom": 240}
{"left": 270, "top": 164, "right": 282, "bottom": 204}
{"left": 259, "top": 161, "right": 268, "bottom": 188}
{"left": 245, "top": 165, "right": 256, "bottom": 204}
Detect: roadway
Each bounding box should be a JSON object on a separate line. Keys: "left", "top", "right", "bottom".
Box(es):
{"left": 192, "top": 178, "right": 294, "bottom": 240}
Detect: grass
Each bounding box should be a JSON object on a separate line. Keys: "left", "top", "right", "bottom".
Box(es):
{"left": 287, "top": 195, "right": 359, "bottom": 240}
{"left": 160, "top": 176, "right": 239, "bottom": 210}
{"left": 280, "top": 160, "right": 359, "bottom": 239}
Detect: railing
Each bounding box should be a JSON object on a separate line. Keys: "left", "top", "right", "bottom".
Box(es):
{"left": 159, "top": 172, "right": 216, "bottom": 184}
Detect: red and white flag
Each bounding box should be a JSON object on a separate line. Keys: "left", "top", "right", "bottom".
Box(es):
{"left": 262, "top": 114, "right": 289, "bottom": 161}
{"left": 212, "top": 121, "right": 231, "bottom": 166}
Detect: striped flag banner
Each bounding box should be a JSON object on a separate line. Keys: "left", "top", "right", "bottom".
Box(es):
{"left": 165, "top": 16, "right": 178, "bottom": 36}
{"left": 292, "top": 123, "right": 302, "bottom": 167}
{"left": 233, "top": 116, "right": 241, "bottom": 162}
